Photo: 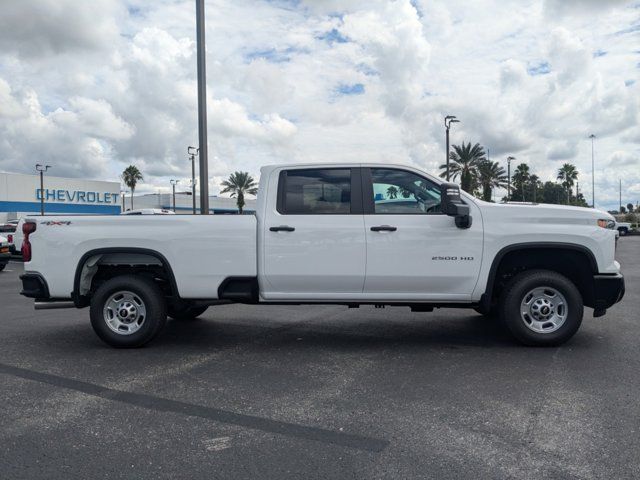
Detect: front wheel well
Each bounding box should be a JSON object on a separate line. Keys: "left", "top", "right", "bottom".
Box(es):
{"left": 485, "top": 247, "right": 596, "bottom": 308}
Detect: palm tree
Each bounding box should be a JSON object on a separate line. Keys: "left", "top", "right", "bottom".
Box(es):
{"left": 121, "top": 165, "right": 143, "bottom": 210}
{"left": 477, "top": 160, "right": 508, "bottom": 202}
{"left": 439, "top": 142, "right": 486, "bottom": 193}
{"left": 220, "top": 171, "right": 258, "bottom": 214}
{"left": 557, "top": 163, "right": 578, "bottom": 205}
{"left": 386, "top": 186, "right": 398, "bottom": 199}
{"left": 512, "top": 163, "right": 530, "bottom": 201}
{"left": 529, "top": 174, "right": 540, "bottom": 202}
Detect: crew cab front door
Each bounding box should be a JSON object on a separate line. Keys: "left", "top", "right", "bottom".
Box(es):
{"left": 261, "top": 167, "right": 366, "bottom": 300}
{"left": 362, "top": 167, "right": 483, "bottom": 301}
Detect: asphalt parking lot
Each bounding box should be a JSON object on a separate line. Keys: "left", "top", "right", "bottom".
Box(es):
{"left": 0, "top": 239, "right": 638, "bottom": 480}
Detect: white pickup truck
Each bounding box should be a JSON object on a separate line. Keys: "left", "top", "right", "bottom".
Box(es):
{"left": 20, "top": 163, "right": 624, "bottom": 348}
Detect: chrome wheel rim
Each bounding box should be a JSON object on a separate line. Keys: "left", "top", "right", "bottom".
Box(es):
{"left": 520, "top": 287, "right": 567, "bottom": 334}
{"left": 103, "top": 291, "right": 146, "bottom": 335}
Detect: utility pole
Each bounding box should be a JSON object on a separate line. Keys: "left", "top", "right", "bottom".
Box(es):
{"left": 35, "top": 164, "right": 51, "bottom": 215}
{"left": 196, "top": 0, "right": 210, "bottom": 214}
{"left": 589, "top": 134, "right": 596, "bottom": 208}
{"left": 506, "top": 156, "right": 515, "bottom": 202}
{"left": 188, "top": 146, "right": 198, "bottom": 214}
{"left": 120, "top": 190, "right": 128, "bottom": 212}
{"left": 576, "top": 182, "right": 579, "bottom": 205}
{"left": 444, "top": 115, "right": 460, "bottom": 181}
{"left": 170, "top": 180, "right": 179, "bottom": 212}
{"left": 619, "top": 179, "right": 622, "bottom": 213}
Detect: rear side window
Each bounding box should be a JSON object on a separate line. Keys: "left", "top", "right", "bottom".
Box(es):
{"left": 278, "top": 169, "right": 352, "bottom": 214}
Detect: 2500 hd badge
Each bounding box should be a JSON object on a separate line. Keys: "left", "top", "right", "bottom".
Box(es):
{"left": 432, "top": 256, "right": 474, "bottom": 261}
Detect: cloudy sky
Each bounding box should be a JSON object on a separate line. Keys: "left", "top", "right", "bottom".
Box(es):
{"left": 0, "top": 0, "right": 638, "bottom": 210}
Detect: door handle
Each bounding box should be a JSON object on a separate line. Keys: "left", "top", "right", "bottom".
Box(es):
{"left": 270, "top": 225, "right": 295, "bottom": 232}
{"left": 370, "top": 225, "right": 397, "bottom": 232}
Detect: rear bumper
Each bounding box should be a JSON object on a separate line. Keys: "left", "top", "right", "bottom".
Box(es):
{"left": 20, "top": 273, "right": 50, "bottom": 299}
{"left": 590, "top": 273, "right": 625, "bottom": 311}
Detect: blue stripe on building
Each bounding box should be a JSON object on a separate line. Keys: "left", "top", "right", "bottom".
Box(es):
{"left": 0, "top": 201, "right": 121, "bottom": 215}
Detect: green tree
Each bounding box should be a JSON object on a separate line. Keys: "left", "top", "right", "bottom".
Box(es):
{"left": 477, "top": 160, "right": 507, "bottom": 202}
{"left": 386, "top": 186, "right": 398, "bottom": 199}
{"left": 556, "top": 163, "right": 578, "bottom": 205}
{"left": 439, "top": 142, "right": 486, "bottom": 193}
{"left": 220, "top": 171, "right": 258, "bottom": 214}
{"left": 540, "top": 181, "right": 566, "bottom": 205}
{"left": 528, "top": 174, "right": 542, "bottom": 203}
{"left": 511, "top": 163, "right": 531, "bottom": 201}
{"left": 627, "top": 203, "right": 634, "bottom": 213}
{"left": 121, "top": 165, "right": 143, "bottom": 210}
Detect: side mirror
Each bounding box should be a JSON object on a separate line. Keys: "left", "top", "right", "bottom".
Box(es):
{"left": 440, "top": 183, "right": 472, "bottom": 229}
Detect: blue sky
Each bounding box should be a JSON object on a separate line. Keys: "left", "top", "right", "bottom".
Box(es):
{"left": 0, "top": 0, "right": 638, "bottom": 210}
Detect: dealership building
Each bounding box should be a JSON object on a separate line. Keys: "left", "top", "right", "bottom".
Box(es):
{"left": 0, "top": 172, "right": 255, "bottom": 222}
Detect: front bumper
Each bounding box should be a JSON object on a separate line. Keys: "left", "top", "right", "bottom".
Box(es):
{"left": 20, "top": 273, "right": 50, "bottom": 300}
{"left": 590, "top": 273, "right": 625, "bottom": 313}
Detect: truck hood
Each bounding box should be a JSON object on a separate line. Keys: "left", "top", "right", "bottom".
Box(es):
{"left": 475, "top": 200, "right": 614, "bottom": 226}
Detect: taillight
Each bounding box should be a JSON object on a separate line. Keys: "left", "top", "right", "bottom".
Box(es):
{"left": 22, "top": 221, "right": 36, "bottom": 262}
{"left": 7, "top": 234, "right": 13, "bottom": 243}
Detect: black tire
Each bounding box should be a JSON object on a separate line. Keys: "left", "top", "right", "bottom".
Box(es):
{"left": 168, "top": 304, "right": 208, "bottom": 320}
{"left": 499, "top": 269, "right": 583, "bottom": 346}
{"left": 619, "top": 228, "right": 628, "bottom": 236}
{"left": 90, "top": 275, "right": 167, "bottom": 348}
{"left": 0, "top": 263, "right": 6, "bottom": 272}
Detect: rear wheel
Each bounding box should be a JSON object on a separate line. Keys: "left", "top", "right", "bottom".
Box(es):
{"left": 0, "top": 263, "right": 6, "bottom": 272}
{"left": 499, "top": 270, "right": 583, "bottom": 346}
{"left": 619, "top": 228, "right": 628, "bottom": 236}
{"left": 90, "top": 275, "right": 167, "bottom": 348}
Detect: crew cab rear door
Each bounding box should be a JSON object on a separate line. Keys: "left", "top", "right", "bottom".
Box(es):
{"left": 260, "top": 167, "right": 366, "bottom": 300}
{"left": 362, "top": 167, "right": 483, "bottom": 301}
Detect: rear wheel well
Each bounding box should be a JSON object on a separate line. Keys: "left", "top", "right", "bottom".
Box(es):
{"left": 73, "top": 250, "right": 178, "bottom": 307}
{"left": 486, "top": 247, "right": 596, "bottom": 308}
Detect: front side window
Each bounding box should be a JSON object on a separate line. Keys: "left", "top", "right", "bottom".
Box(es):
{"left": 370, "top": 168, "right": 441, "bottom": 214}
{"left": 280, "top": 168, "right": 351, "bottom": 214}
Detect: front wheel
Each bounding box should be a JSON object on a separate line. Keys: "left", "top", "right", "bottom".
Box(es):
{"left": 499, "top": 270, "right": 583, "bottom": 346}
{"left": 619, "top": 228, "right": 628, "bottom": 236}
{"left": 90, "top": 275, "right": 167, "bottom": 348}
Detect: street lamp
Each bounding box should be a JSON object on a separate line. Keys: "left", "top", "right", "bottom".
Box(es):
{"left": 589, "top": 134, "right": 596, "bottom": 208}
{"left": 35, "top": 164, "right": 51, "bottom": 215}
{"left": 170, "top": 180, "right": 179, "bottom": 212}
{"left": 506, "top": 156, "right": 515, "bottom": 202}
{"left": 444, "top": 115, "right": 460, "bottom": 181}
{"left": 120, "top": 189, "right": 129, "bottom": 212}
{"left": 188, "top": 146, "right": 199, "bottom": 214}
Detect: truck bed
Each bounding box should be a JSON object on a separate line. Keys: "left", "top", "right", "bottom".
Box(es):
{"left": 25, "top": 215, "right": 257, "bottom": 299}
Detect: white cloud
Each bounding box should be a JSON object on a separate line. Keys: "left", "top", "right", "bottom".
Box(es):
{"left": 0, "top": 0, "right": 638, "bottom": 209}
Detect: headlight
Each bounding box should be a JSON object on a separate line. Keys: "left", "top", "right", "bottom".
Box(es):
{"left": 597, "top": 219, "right": 615, "bottom": 229}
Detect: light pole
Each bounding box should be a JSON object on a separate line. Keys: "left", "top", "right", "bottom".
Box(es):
{"left": 196, "top": 0, "right": 209, "bottom": 215}
{"left": 589, "top": 134, "right": 596, "bottom": 208}
{"left": 170, "top": 180, "right": 179, "bottom": 212}
{"left": 35, "top": 164, "right": 51, "bottom": 215}
{"left": 444, "top": 115, "right": 460, "bottom": 181}
{"left": 506, "top": 156, "right": 515, "bottom": 202}
{"left": 120, "top": 189, "right": 129, "bottom": 212}
{"left": 619, "top": 179, "right": 622, "bottom": 213}
{"left": 188, "top": 146, "right": 199, "bottom": 214}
